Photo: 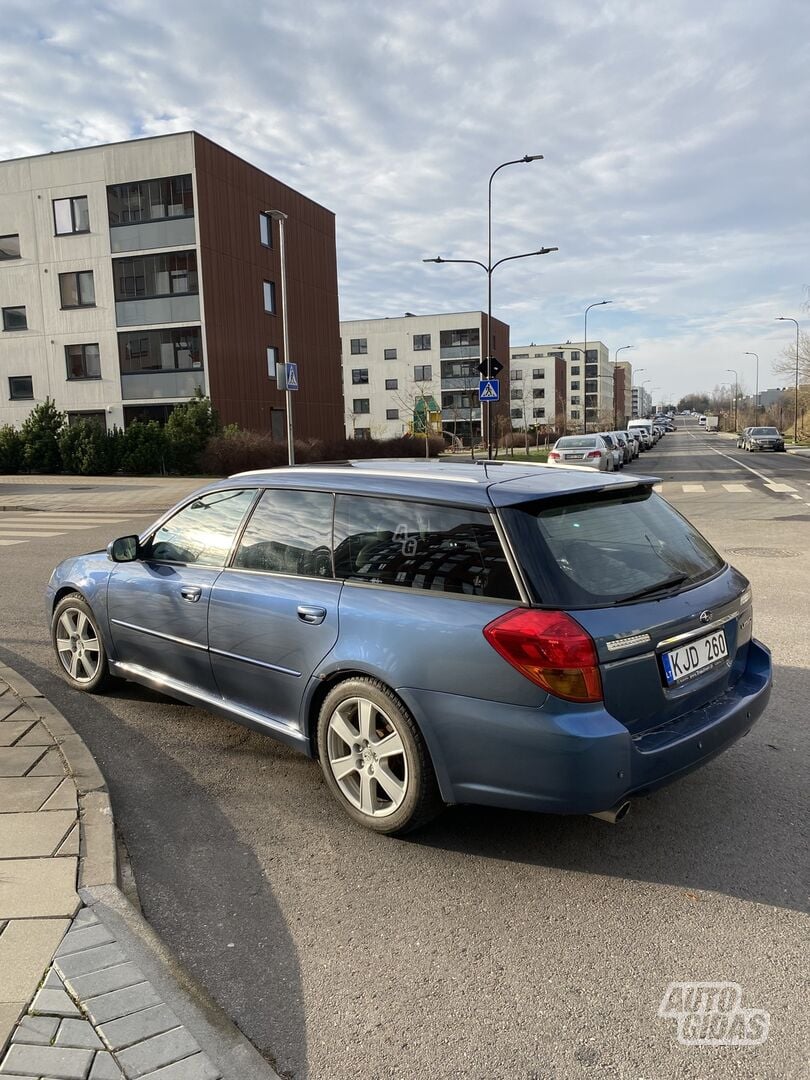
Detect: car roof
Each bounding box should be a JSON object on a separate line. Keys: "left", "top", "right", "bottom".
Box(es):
{"left": 186, "top": 458, "right": 658, "bottom": 509}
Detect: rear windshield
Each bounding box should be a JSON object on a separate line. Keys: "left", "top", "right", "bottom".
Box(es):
{"left": 503, "top": 491, "right": 725, "bottom": 607}
{"left": 556, "top": 436, "right": 598, "bottom": 448}
{"left": 751, "top": 427, "right": 779, "bottom": 436}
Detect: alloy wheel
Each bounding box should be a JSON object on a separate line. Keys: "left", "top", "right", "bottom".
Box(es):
{"left": 326, "top": 696, "right": 409, "bottom": 817}
{"left": 55, "top": 607, "right": 102, "bottom": 683}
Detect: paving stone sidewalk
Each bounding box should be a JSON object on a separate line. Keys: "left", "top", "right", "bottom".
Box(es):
{"left": 0, "top": 664, "right": 277, "bottom": 1080}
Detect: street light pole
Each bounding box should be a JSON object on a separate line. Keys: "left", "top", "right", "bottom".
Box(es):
{"left": 776, "top": 317, "right": 800, "bottom": 444}
{"left": 613, "top": 345, "right": 634, "bottom": 428}
{"left": 631, "top": 367, "right": 645, "bottom": 418}
{"left": 583, "top": 300, "right": 612, "bottom": 434}
{"left": 725, "top": 368, "right": 739, "bottom": 430}
{"left": 265, "top": 209, "right": 293, "bottom": 464}
{"left": 744, "top": 351, "right": 759, "bottom": 415}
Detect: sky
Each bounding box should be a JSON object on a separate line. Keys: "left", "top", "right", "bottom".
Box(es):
{"left": 2, "top": 0, "right": 808, "bottom": 403}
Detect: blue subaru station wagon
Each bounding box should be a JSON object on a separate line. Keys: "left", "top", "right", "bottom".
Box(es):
{"left": 47, "top": 460, "right": 772, "bottom": 835}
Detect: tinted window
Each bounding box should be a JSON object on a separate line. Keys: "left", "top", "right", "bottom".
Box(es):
{"left": 556, "top": 436, "right": 598, "bottom": 448}
{"left": 751, "top": 428, "right": 779, "bottom": 436}
{"left": 147, "top": 489, "right": 256, "bottom": 567}
{"left": 334, "top": 495, "right": 519, "bottom": 600}
{"left": 505, "top": 492, "right": 724, "bottom": 608}
{"left": 233, "top": 489, "right": 333, "bottom": 578}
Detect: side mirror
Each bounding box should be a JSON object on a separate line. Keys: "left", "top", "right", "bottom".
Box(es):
{"left": 107, "top": 535, "right": 140, "bottom": 563}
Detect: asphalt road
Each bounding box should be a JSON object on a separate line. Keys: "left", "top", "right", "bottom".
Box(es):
{"left": 1, "top": 422, "right": 807, "bottom": 1080}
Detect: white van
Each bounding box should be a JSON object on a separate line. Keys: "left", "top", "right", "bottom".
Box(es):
{"left": 628, "top": 418, "right": 654, "bottom": 450}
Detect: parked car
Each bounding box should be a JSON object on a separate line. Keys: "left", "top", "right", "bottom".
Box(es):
{"left": 699, "top": 415, "right": 707, "bottom": 426}
{"left": 47, "top": 460, "right": 772, "bottom": 835}
{"left": 611, "top": 431, "right": 633, "bottom": 465}
{"left": 619, "top": 430, "right": 641, "bottom": 459}
{"left": 548, "top": 435, "right": 614, "bottom": 471}
{"left": 627, "top": 419, "right": 654, "bottom": 450}
{"left": 743, "top": 426, "right": 786, "bottom": 452}
{"left": 597, "top": 432, "right": 625, "bottom": 470}
{"left": 736, "top": 427, "right": 753, "bottom": 448}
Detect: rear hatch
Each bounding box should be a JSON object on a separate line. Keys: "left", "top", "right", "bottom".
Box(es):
{"left": 553, "top": 437, "right": 602, "bottom": 464}
{"left": 494, "top": 480, "right": 753, "bottom": 734}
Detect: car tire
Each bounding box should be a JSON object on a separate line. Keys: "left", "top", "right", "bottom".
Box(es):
{"left": 51, "top": 593, "right": 114, "bottom": 693}
{"left": 317, "top": 677, "right": 443, "bottom": 836}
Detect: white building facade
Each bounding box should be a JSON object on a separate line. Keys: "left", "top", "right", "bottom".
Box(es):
{"left": 340, "top": 311, "right": 510, "bottom": 445}
{"left": 507, "top": 346, "right": 566, "bottom": 432}
{"left": 632, "top": 386, "right": 652, "bottom": 418}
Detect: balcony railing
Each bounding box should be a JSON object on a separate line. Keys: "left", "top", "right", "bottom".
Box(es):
{"left": 116, "top": 295, "right": 200, "bottom": 327}
{"left": 120, "top": 369, "right": 205, "bottom": 400}
{"left": 110, "top": 217, "right": 196, "bottom": 253}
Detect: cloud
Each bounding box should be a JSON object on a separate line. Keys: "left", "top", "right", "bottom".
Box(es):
{"left": 1, "top": 0, "right": 808, "bottom": 399}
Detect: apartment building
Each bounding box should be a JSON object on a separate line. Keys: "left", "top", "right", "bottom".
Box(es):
{"left": 632, "top": 385, "right": 652, "bottom": 418}
{"left": 507, "top": 346, "right": 566, "bottom": 432}
{"left": 614, "top": 360, "right": 633, "bottom": 427}
{"left": 340, "top": 312, "right": 510, "bottom": 445}
{"left": 0, "top": 132, "right": 343, "bottom": 439}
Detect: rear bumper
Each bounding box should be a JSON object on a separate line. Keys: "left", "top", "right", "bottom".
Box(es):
{"left": 401, "top": 639, "right": 772, "bottom": 815}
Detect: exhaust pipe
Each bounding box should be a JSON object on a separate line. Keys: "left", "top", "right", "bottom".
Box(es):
{"left": 590, "top": 800, "right": 631, "bottom": 824}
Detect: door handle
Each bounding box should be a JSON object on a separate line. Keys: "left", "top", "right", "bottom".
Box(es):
{"left": 297, "top": 604, "right": 327, "bottom": 625}
{"left": 180, "top": 586, "right": 202, "bottom": 603}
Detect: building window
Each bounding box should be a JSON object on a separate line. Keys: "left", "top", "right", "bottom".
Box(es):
{"left": 68, "top": 411, "right": 106, "bottom": 430}
{"left": 571, "top": 396, "right": 580, "bottom": 405}
{"left": 571, "top": 409, "right": 580, "bottom": 419}
{"left": 385, "top": 378, "right": 398, "bottom": 390}
{"left": 440, "top": 328, "right": 479, "bottom": 348}
{"left": 351, "top": 369, "right": 369, "bottom": 385}
{"left": 441, "top": 359, "right": 478, "bottom": 380}
{"left": 350, "top": 338, "right": 367, "bottom": 355}
{"left": 53, "top": 196, "right": 90, "bottom": 235}
{"left": 585, "top": 350, "right": 598, "bottom": 362}
{"left": 442, "top": 391, "right": 477, "bottom": 411}
{"left": 65, "top": 343, "right": 101, "bottom": 380}
{"left": 353, "top": 427, "right": 371, "bottom": 439}
{"left": 533, "top": 388, "right": 545, "bottom": 399}
{"left": 533, "top": 407, "right": 546, "bottom": 418}
{"left": 59, "top": 270, "right": 96, "bottom": 309}
{"left": 259, "top": 212, "right": 273, "bottom": 248}
{"left": 386, "top": 409, "right": 399, "bottom": 421}
{"left": 118, "top": 327, "right": 203, "bottom": 374}
{"left": 384, "top": 347, "right": 397, "bottom": 360}
{"left": 510, "top": 408, "right": 522, "bottom": 419}
{"left": 0, "top": 235, "right": 20, "bottom": 260}
{"left": 9, "top": 376, "right": 33, "bottom": 400}
{"left": 263, "top": 280, "right": 276, "bottom": 314}
{"left": 570, "top": 365, "right": 580, "bottom": 375}
{"left": 267, "top": 346, "right": 279, "bottom": 377}
{"left": 113, "top": 252, "right": 198, "bottom": 301}
{"left": 510, "top": 369, "right": 523, "bottom": 381}
{"left": 512, "top": 352, "right": 530, "bottom": 360}
{"left": 570, "top": 351, "right": 580, "bottom": 362}
{"left": 107, "top": 176, "right": 193, "bottom": 226}
{"left": 532, "top": 368, "right": 544, "bottom": 379}
{"left": 510, "top": 389, "right": 522, "bottom": 400}
{"left": 570, "top": 381, "right": 580, "bottom": 391}
{"left": 353, "top": 398, "right": 370, "bottom": 414}
{"left": 413, "top": 334, "right": 431, "bottom": 351}
{"left": 2, "top": 306, "right": 27, "bottom": 331}
{"left": 414, "top": 364, "right": 432, "bottom": 382}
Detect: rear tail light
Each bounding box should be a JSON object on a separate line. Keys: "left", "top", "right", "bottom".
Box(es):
{"left": 586, "top": 450, "right": 602, "bottom": 458}
{"left": 549, "top": 451, "right": 560, "bottom": 460}
{"left": 483, "top": 609, "right": 603, "bottom": 703}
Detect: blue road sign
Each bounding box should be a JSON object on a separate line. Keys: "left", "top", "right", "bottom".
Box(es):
{"left": 478, "top": 379, "right": 500, "bottom": 402}
{"left": 285, "top": 362, "right": 299, "bottom": 390}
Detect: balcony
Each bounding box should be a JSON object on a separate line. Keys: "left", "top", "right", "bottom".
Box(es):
{"left": 120, "top": 369, "right": 205, "bottom": 400}
{"left": 116, "top": 295, "right": 200, "bottom": 327}
{"left": 109, "top": 217, "right": 197, "bottom": 253}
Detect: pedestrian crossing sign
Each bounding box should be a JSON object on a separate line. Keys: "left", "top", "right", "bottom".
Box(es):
{"left": 478, "top": 379, "right": 500, "bottom": 402}
{"left": 285, "top": 363, "right": 299, "bottom": 390}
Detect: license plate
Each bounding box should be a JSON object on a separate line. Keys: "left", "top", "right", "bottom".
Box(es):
{"left": 565, "top": 453, "right": 584, "bottom": 459}
{"left": 661, "top": 629, "right": 728, "bottom": 685}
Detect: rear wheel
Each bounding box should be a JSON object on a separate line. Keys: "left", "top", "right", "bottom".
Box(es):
{"left": 51, "top": 594, "right": 113, "bottom": 693}
{"left": 317, "top": 678, "right": 443, "bottom": 835}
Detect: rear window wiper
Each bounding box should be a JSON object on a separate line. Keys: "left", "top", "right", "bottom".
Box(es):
{"left": 613, "top": 572, "right": 689, "bottom": 605}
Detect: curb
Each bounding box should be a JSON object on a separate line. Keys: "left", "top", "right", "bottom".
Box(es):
{"left": 0, "top": 661, "right": 279, "bottom": 1080}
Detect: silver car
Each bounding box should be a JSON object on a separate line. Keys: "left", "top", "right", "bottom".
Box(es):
{"left": 547, "top": 434, "right": 613, "bottom": 471}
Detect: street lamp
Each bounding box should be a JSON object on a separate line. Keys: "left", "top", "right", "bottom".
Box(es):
{"left": 613, "top": 345, "right": 634, "bottom": 428}
{"left": 744, "top": 351, "right": 759, "bottom": 415}
{"left": 725, "top": 368, "right": 739, "bottom": 430}
{"left": 264, "top": 208, "right": 294, "bottom": 464}
{"left": 631, "top": 367, "right": 645, "bottom": 418}
{"left": 583, "top": 300, "right": 612, "bottom": 433}
{"left": 776, "top": 317, "right": 801, "bottom": 444}
{"left": 424, "top": 154, "right": 555, "bottom": 458}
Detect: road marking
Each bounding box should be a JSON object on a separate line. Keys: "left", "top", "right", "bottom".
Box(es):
{"left": 0, "top": 530, "right": 65, "bottom": 538}
{"left": 0, "top": 539, "right": 26, "bottom": 546}
{"left": 765, "top": 483, "right": 797, "bottom": 493}
{"left": 685, "top": 431, "right": 804, "bottom": 487}
{"left": 722, "top": 483, "right": 749, "bottom": 492}
{"left": 682, "top": 484, "right": 705, "bottom": 492}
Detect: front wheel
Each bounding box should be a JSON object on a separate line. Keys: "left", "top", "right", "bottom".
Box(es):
{"left": 51, "top": 594, "right": 114, "bottom": 693}
{"left": 317, "top": 678, "right": 443, "bottom": 835}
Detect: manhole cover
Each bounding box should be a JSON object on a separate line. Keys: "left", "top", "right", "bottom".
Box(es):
{"left": 726, "top": 547, "right": 799, "bottom": 558}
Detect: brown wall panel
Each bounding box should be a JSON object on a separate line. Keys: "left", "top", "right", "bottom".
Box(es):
{"left": 193, "top": 133, "right": 343, "bottom": 439}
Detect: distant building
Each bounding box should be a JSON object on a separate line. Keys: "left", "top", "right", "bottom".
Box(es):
{"left": 0, "top": 132, "right": 343, "bottom": 439}
{"left": 507, "top": 346, "right": 566, "bottom": 432}
{"left": 632, "top": 385, "right": 652, "bottom": 417}
{"left": 340, "top": 312, "right": 510, "bottom": 445}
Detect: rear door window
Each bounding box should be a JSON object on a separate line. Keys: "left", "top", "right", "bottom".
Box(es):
{"left": 334, "top": 494, "right": 519, "bottom": 600}
{"left": 503, "top": 491, "right": 724, "bottom": 607}
{"left": 232, "top": 488, "right": 334, "bottom": 577}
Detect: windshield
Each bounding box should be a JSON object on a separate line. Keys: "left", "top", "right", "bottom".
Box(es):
{"left": 751, "top": 427, "right": 779, "bottom": 436}
{"left": 503, "top": 491, "right": 725, "bottom": 607}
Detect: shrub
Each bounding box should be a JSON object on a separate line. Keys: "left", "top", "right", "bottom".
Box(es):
{"left": 58, "top": 420, "right": 120, "bottom": 476}
{"left": 0, "top": 425, "right": 24, "bottom": 473}
{"left": 165, "top": 394, "right": 221, "bottom": 474}
{"left": 20, "top": 398, "right": 66, "bottom": 473}
{"left": 120, "top": 421, "right": 168, "bottom": 475}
